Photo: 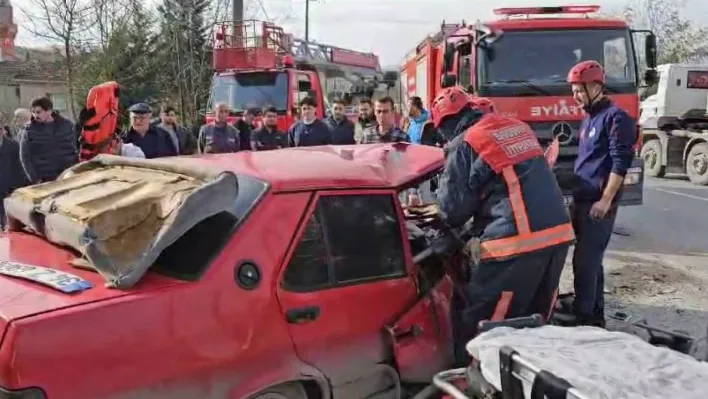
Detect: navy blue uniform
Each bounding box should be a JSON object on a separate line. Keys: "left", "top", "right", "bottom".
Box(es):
{"left": 571, "top": 98, "right": 636, "bottom": 321}
{"left": 437, "top": 111, "right": 574, "bottom": 364}
{"left": 124, "top": 125, "right": 177, "bottom": 159}
{"left": 288, "top": 119, "right": 332, "bottom": 147}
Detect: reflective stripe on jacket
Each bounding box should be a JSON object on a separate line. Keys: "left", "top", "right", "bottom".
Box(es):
{"left": 438, "top": 113, "right": 574, "bottom": 261}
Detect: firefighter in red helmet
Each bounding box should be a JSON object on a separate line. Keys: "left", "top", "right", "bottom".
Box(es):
{"left": 431, "top": 86, "right": 575, "bottom": 365}
{"left": 556, "top": 61, "right": 638, "bottom": 327}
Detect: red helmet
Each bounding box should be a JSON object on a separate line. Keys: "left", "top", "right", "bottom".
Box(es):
{"left": 567, "top": 61, "right": 605, "bottom": 85}
{"left": 470, "top": 97, "right": 496, "bottom": 114}
{"left": 431, "top": 86, "right": 474, "bottom": 128}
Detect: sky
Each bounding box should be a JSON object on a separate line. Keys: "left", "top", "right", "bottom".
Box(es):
{"left": 13, "top": 0, "right": 708, "bottom": 68}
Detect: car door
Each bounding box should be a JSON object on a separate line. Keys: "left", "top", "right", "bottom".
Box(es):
{"left": 276, "top": 190, "right": 418, "bottom": 393}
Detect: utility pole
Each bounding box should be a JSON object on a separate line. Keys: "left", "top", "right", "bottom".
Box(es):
{"left": 305, "top": 0, "right": 315, "bottom": 42}
{"left": 233, "top": 0, "right": 243, "bottom": 22}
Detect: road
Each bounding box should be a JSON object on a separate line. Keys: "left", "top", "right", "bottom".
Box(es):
{"left": 559, "top": 175, "right": 708, "bottom": 358}
{"left": 611, "top": 175, "right": 708, "bottom": 255}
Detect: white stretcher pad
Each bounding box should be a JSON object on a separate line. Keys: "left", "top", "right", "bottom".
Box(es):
{"left": 467, "top": 325, "right": 708, "bottom": 399}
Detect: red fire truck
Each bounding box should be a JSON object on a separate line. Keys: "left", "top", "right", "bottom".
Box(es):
{"left": 208, "top": 20, "right": 396, "bottom": 130}
{"left": 400, "top": 5, "right": 658, "bottom": 207}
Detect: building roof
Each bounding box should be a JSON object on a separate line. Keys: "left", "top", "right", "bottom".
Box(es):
{"left": 0, "top": 60, "right": 65, "bottom": 82}
{"left": 189, "top": 143, "right": 445, "bottom": 193}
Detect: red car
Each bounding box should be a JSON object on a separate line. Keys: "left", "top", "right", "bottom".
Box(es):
{"left": 0, "top": 143, "right": 455, "bottom": 399}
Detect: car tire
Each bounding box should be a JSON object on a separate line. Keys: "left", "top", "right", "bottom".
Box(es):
{"left": 641, "top": 139, "right": 665, "bottom": 177}
{"left": 251, "top": 382, "right": 308, "bottom": 399}
{"left": 686, "top": 142, "right": 708, "bottom": 186}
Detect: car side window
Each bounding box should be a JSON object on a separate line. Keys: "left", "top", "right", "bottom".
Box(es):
{"left": 283, "top": 194, "right": 407, "bottom": 292}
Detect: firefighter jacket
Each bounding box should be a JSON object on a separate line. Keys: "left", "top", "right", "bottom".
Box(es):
{"left": 437, "top": 113, "right": 575, "bottom": 261}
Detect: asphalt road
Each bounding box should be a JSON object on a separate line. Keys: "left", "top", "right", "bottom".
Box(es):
{"left": 610, "top": 174, "right": 708, "bottom": 255}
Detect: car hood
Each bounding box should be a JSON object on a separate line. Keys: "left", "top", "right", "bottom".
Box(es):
{"left": 0, "top": 232, "right": 181, "bottom": 330}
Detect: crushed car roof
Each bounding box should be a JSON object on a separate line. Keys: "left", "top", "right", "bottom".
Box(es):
{"left": 192, "top": 143, "right": 445, "bottom": 192}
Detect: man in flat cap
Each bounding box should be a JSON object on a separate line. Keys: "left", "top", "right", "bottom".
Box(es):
{"left": 122, "top": 103, "right": 177, "bottom": 159}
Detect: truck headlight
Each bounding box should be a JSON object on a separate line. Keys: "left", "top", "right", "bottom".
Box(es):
{"left": 623, "top": 167, "right": 642, "bottom": 185}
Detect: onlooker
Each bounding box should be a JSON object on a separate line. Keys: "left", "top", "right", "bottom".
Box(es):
{"left": 156, "top": 105, "right": 198, "bottom": 155}
{"left": 198, "top": 103, "right": 241, "bottom": 154}
{"left": 403, "top": 96, "right": 443, "bottom": 146}
{"left": 0, "top": 126, "right": 28, "bottom": 229}
{"left": 12, "top": 108, "right": 31, "bottom": 138}
{"left": 236, "top": 109, "right": 256, "bottom": 151}
{"left": 354, "top": 98, "right": 375, "bottom": 143}
{"left": 288, "top": 97, "right": 332, "bottom": 147}
{"left": 360, "top": 97, "right": 410, "bottom": 144}
{"left": 19, "top": 97, "right": 79, "bottom": 184}
{"left": 251, "top": 107, "right": 288, "bottom": 151}
{"left": 108, "top": 134, "right": 145, "bottom": 158}
{"left": 324, "top": 99, "right": 356, "bottom": 145}
{"left": 122, "top": 103, "right": 177, "bottom": 159}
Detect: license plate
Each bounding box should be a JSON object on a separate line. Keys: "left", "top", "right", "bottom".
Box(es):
{"left": 0, "top": 261, "right": 93, "bottom": 293}
{"left": 563, "top": 195, "right": 574, "bottom": 207}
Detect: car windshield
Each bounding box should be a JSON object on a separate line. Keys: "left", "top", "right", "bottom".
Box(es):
{"left": 478, "top": 28, "right": 636, "bottom": 90}
{"left": 210, "top": 72, "right": 288, "bottom": 113}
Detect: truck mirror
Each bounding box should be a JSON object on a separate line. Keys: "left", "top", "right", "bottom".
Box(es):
{"left": 645, "top": 33, "right": 657, "bottom": 69}
{"left": 299, "top": 81, "right": 312, "bottom": 92}
{"left": 443, "top": 43, "right": 455, "bottom": 73}
{"left": 382, "top": 71, "right": 400, "bottom": 88}
{"left": 458, "top": 41, "right": 472, "bottom": 57}
{"left": 441, "top": 73, "right": 457, "bottom": 89}
{"left": 644, "top": 69, "right": 658, "bottom": 86}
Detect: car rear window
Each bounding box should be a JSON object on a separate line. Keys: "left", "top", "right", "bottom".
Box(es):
{"left": 151, "top": 175, "right": 269, "bottom": 280}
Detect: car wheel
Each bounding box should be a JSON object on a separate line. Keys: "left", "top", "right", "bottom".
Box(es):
{"left": 251, "top": 383, "right": 308, "bottom": 399}
{"left": 641, "top": 139, "right": 665, "bottom": 177}
{"left": 686, "top": 142, "right": 708, "bottom": 186}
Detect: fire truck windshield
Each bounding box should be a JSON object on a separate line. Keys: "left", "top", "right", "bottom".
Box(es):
{"left": 210, "top": 71, "right": 288, "bottom": 113}
{"left": 477, "top": 28, "right": 637, "bottom": 96}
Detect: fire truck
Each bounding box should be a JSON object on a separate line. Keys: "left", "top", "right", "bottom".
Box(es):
{"left": 208, "top": 20, "right": 397, "bottom": 130}
{"left": 400, "top": 5, "right": 659, "bottom": 207}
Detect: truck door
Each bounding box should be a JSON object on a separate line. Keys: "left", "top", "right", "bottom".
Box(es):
{"left": 277, "top": 190, "right": 419, "bottom": 393}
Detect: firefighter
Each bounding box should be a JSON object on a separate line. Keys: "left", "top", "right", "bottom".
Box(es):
{"left": 431, "top": 86, "right": 575, "bottom": 365}
{"left": 560, "top": 61, "right": 637, "bottom": 327}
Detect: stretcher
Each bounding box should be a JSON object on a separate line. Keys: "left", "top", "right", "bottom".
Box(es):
{"left": 428, "top": 321, "right": 708, "bottom": 399}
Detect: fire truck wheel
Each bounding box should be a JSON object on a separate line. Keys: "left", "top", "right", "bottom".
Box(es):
{"left": 251, "top": 382, "right": 308, "bottom": 399}
{"left": 640, "top": 139, "right": 665, "bottom": 178}
{"left": 686, "top": 142, "right": 708, "bottom": 186}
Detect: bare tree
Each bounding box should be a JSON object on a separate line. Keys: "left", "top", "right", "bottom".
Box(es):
{"left": 20, "top": 0, "right": 96, "bottom": 118}
{"left": 618, "top": 0, "right": 708, "bottom": 64}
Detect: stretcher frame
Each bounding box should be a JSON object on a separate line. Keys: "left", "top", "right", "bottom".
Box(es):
{"left": 432, "top": 346, "right": 590, "bottom": 399}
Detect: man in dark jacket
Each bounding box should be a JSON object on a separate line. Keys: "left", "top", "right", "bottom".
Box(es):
{"left": 251, "top": 107, "right": 288, "bottom": 151}
{"left": 0, "top": 129, "right": 28, "bottom": 229}
{"left": 432, "top": 86, "right": 575, "bottom": 365}
{"left": 198, "top": 102, "right": 241, "bottom": 154}
{"left": 236, "top": 109, "right": 256, "bottom": 151}
{"left": 288, "top": 97, "right": 331, "bottom": 147}
{"left": 324, "top": 99, "right": 356, "bottom": 145}
{"left": 559, "top": 61, "right": 638, "bottom": 327}
{"left": 19, "top": 97, "right": 79, "bottom": 184}
{"left": 123, "top": 103, "right": 178, "bottom": 158}
{"left": 354, "top": 98, "right": 375, "bottom": 143}
{"left": 155, "top": 105, "right": 198, "bottom": 155}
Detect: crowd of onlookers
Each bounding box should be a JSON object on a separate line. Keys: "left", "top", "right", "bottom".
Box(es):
{"left": 0, "top": 93, "right": 441, "bottom": 228}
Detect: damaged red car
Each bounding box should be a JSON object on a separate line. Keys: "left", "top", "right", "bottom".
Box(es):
{"left": 0, "top": 143, "right": 456, "bottom": 399}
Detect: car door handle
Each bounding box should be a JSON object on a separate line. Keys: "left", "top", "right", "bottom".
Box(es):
{"left": 285, "top": 306, "right": 320, "bottom": 324}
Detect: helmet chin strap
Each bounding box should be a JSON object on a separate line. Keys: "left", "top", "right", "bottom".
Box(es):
{"left": 582, "top": 83, "right": 603, "bottom": 112}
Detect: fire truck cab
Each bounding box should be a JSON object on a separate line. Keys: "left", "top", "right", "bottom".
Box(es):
{"left": 402, "top": 5, "right": 659, "bottom": 207}
{"left": 209, "top": 20, "right": 397, "bottom": 131}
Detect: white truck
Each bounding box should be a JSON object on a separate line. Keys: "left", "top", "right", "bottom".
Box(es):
{"left": 640, "top": 63, "right": 708, "bottom": 185}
